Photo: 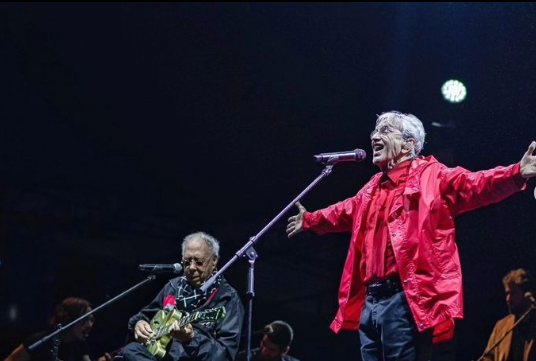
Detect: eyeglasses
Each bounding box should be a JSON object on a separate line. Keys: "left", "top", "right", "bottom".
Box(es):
{"left": 370, "top": 125, "right": 403, "bottom": 139}
{"left": 182, "top": 258, "right": 207, "bottom": 268}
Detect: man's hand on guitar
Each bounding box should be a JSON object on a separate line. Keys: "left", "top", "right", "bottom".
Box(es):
{"left": 169, "top": 321, "right": 195, "bottom": 343}
{"left": 134, "top": 320, "right": 154, "bottom": 343}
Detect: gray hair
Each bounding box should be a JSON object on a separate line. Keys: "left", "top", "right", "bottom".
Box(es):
{"left": 376, "top": 111, "right": 426, "bottom": 158}
{"left": 182, "top": 231, "right": 220, "bottom": 258}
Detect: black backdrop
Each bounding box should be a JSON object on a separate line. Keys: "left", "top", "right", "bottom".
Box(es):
{"left": 1, "top": 3, "right": 536, "bottom": 361}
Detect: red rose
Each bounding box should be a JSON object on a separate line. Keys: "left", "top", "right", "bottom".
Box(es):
{"left": 163, "top": 295, "right": 176, "bottom": 308}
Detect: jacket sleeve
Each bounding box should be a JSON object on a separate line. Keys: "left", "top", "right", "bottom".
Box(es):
{"left": 439, "top": 162, "right": 526, "bottom": 218}
{"left": 182, "top": 290, "right": 245, "bottom": 361}
{"left": 302, "top": 194, "right": 360, "bottom": 235}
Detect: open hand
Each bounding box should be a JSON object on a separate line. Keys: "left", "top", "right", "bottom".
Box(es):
{"left": 286, "top": 202, "right": 307, "bottom": 238}
{"left": 520, "top": 141, "right": 536, "bottom": 179}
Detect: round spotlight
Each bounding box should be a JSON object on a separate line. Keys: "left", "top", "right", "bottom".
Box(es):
{"left": 441, "top": 79, "right": 467, "bottom": 103}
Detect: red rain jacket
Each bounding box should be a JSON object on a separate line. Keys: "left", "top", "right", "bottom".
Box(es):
{"left": 303, "top": 156, "right": 525, "bottom": 333}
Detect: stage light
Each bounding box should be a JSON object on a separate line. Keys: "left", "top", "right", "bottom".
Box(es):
{"left": 441, "top": 79, "right": 467, "bottom": 103}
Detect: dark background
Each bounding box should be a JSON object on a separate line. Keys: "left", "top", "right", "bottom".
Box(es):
{"left": 0, "top": 3, "right": 535, "bottom": 361}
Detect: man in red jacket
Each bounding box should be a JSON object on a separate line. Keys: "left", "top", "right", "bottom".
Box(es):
{"left": 286, "top": 111, "right": 536, "bottom": 361}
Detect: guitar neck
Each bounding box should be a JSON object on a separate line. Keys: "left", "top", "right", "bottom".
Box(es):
{"left": 177, "top": 312, "right": 197, "bottom": 328}
{"left": 157, "top": 311, "right": 198, "bottom": 338}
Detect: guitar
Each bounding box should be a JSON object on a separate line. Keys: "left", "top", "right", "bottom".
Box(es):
{"left": 145, "top": 306, "right": 226, "bottom": 359}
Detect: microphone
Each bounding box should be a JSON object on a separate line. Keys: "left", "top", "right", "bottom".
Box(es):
{"left": 313, "top": 149, "right": 366, "bottom": 165}
{"left": 138, "top": 263, "right": 183, "bottom": 274}
{"left": 525, "top": 292, "right": 536, "bottom": 305}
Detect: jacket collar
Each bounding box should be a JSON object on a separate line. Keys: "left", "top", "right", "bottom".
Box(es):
{"left": 403, "top": 155, "right": 437, "bottom": 195}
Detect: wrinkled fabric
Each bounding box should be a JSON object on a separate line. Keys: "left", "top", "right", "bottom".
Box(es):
{"left": 359, "top": 291, "right": 432, "bottom": 361}
{"left": 361, "top": 160, "right": 410, "bottom": 283}
{"left": 303, "top": 156, "right": 526, "bottom": 333}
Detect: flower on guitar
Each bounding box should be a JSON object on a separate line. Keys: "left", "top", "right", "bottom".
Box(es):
{"left": 163, "top": 295, "right": 176, "bottom": 309}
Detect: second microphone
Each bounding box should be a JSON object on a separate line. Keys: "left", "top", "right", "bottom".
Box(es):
{"left": 139, "top": 263, "right": 183, "bottom": 274}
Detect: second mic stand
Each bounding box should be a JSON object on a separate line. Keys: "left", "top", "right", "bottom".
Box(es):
{"left": 28, "top": 275, "right": 157, "bottom": 360}
{"left": 476, "top": 304, "right": 535, "bottom": 361}
{"left": 201, "top": 164, "right": 335, "bottom": 361}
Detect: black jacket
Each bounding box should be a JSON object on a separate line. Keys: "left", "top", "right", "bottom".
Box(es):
{"left": 128, "top": 277, "right": 244, "bottom": 361}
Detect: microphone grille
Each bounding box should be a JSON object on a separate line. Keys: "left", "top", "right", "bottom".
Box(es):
{"left": 354, "top": 149, "right": 366, "bottom": 160}
{"left": 173, "top": 263, "right": 183, "bottom": 273}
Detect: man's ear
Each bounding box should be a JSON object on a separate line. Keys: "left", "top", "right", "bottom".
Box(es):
{"left": 404, "top": 138, "right": 416, "bottom": 151}
{"left": 212, "top": 256, "right": 219, "bottom": 267}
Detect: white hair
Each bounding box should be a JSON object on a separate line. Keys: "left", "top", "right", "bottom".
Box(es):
{"left": 376, "top": 111, "right": 426, "bottom": 158}
{"left": 182, "top": 231, "right": 220, "bottom": 258}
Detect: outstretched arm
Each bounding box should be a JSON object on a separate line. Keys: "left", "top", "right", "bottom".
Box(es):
{"left": 440, "top": 142, "right": 533, "bottom": 217}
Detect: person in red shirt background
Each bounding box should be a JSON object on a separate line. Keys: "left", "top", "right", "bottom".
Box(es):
{"left": 286, "top": 111, "right": 536, "bottom": 361}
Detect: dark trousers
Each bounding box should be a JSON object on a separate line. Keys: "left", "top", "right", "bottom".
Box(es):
{"left": 122, "top": 342, "right": 159, "bottom": 361}
{"left": 359, "top": 290, "right": 432, "bottom": 361}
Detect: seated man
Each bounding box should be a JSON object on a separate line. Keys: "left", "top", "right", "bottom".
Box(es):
{"left": 236, "top": 321, "right": 300, "bottom": 361}
{"left": 122, "top": 232, "right": 244, "bottom": 361}
{"left": 480, "top": 269, "right": 536, "bottom": 361}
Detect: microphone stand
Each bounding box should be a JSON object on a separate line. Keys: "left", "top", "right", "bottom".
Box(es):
{"left": 201, "top": 163, "right": 336, "bottom": 361}
{"left": 476, "top": 305, "right": 535, "bottom": 361}
{"left": 28, "top": 275, "right": 157, "bottom": 360}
